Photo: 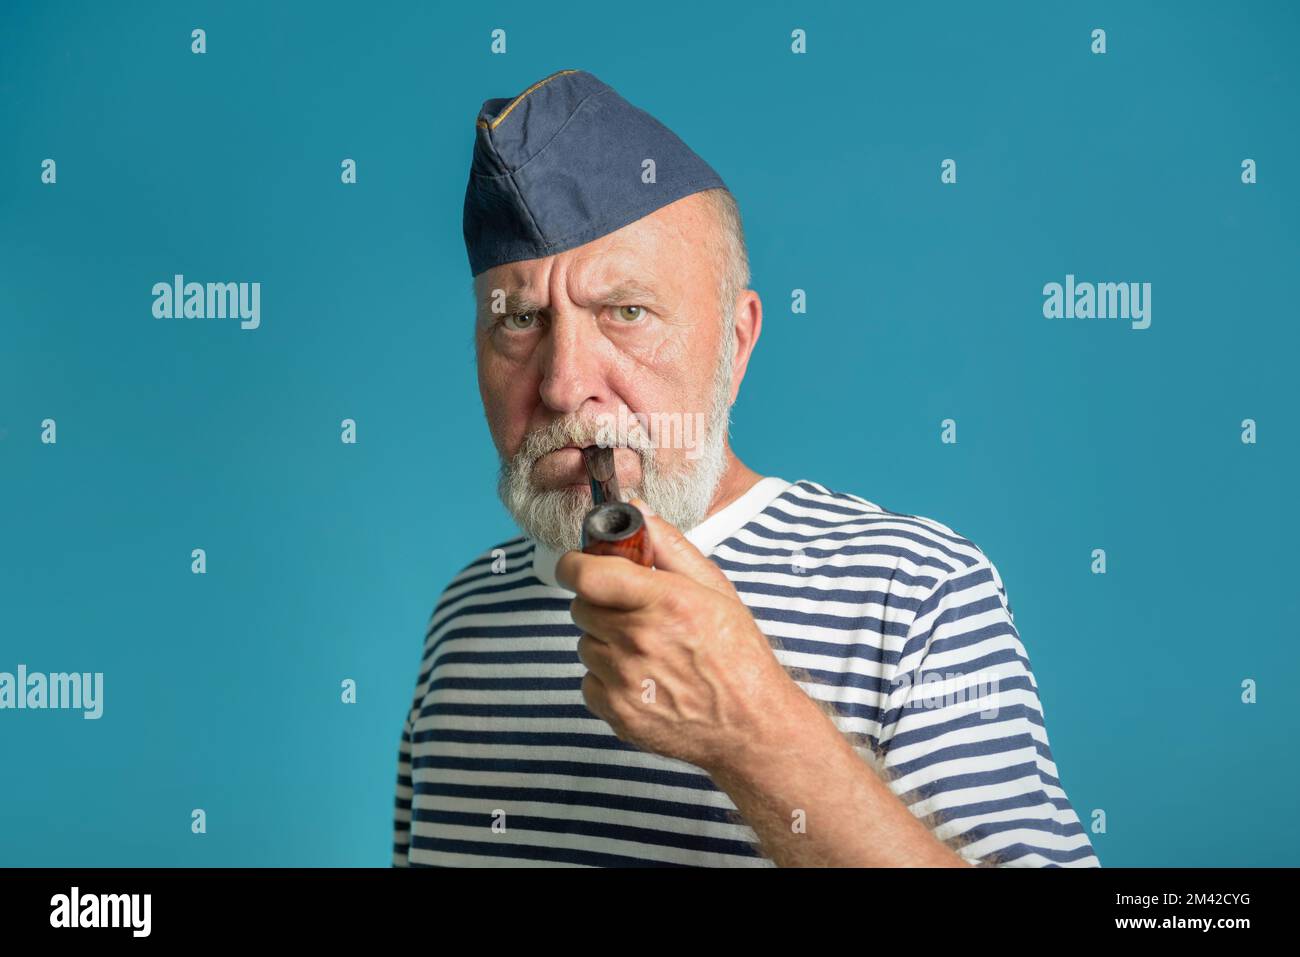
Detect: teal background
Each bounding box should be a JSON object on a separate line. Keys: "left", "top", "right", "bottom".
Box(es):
{"left": 1, "top": 0, "right": 1296, "bottom": 866}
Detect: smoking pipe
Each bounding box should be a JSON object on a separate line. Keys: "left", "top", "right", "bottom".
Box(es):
{"left": 580, "top": 446, "right": 652, "bottom": 566}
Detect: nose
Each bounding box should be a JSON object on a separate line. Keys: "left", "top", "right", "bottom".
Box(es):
{"left": 537, "top": 310, "right": 607, "bottom": 415}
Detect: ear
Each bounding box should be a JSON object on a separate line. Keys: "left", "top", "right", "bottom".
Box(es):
{"left": 727, "top": 289, "right": 762, "bottom": 405}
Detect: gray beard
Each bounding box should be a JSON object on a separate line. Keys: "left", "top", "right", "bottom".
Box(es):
{"left": 496, "top": 348, "right": 734, "bottom": 554}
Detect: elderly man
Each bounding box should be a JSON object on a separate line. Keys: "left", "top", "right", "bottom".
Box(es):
{"left": 393, "top": 69, "right": 1099, "bottom": 867}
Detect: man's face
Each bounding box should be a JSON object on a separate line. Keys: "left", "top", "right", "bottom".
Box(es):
{"left": 474, "top": 192, "right": 735, "bottom": 552}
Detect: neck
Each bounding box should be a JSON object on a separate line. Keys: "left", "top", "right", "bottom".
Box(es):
{"left": 702, "top": 447, "right": 763, "bottom": 519}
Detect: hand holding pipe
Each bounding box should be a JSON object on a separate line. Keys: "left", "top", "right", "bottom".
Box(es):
{"left": 580, "top": 446, "right": 652, "bottom": 567}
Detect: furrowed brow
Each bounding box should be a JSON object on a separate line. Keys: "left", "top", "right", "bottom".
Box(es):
{"left": 592, "top": 281, "right": 664, "bottom": 309}
{"left": 478, "top": 288, "right": 546, "bottom": 321}
{"left": 475, "top": 281, "right": 665, "bottom": 323}
{"left": 503, "top": 291, "right": 545, "bottom": 314}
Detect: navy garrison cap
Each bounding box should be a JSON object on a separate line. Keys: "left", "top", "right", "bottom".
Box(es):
{"left": 463, "top": 69, "right": 728, "bottom": 276}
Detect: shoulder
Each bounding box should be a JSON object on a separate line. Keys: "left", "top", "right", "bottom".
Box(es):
{"left": 767, "top": 479, "right": 995, "bottom": 579}
{"left": 769, "top": 479, "right": 1018, "bottom": 631}
{"left": 423, "top": 534, "right": 534, "bottom": 641}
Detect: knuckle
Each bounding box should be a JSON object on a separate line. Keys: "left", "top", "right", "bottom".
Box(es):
{"left": 604, "top": 702, "right": 631, "bottom": 740}
{"left": 623, "top": 626, "right": 651, "bottom": 656}
{"left": 656, "top": 579, "right": 684, "bottom": 611}
{"left": 569, "top": 564, "right": 592, "bottom": 596}
{"left": 569, "top": 597, "right": 588, "bottom": 629}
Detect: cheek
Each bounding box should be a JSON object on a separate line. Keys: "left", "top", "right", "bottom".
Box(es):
{"left": 646, "top": 331, "right": 687, "bottom": 370}
{"left": 622, "top": 327, "right": 690, "bottom": 402}
{"left": 479, "top": 351, "right": 535, "bottom": 455}
{"left": 641, "top": 331, "right": 713, "bottom": 413}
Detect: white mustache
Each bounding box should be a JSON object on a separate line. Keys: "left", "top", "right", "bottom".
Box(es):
{"left": 524, "top": 424, "right": 654, "bottom": 466}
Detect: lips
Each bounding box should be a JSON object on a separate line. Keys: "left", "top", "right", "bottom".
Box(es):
{"left": 533, "top": 445, "right": 639, "bottom": 488}
{"left": 533, "top": 447, "right": 589, "bottom": 485}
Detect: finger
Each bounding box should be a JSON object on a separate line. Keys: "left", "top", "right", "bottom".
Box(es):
{"left": 629, "top": 498, "right": 734, "bottom": 596}
{"left": 575, "top": 632, "right": 619, "bottom": 683}
{"left": 580, "top": 670, "right": 614, "bottom": 724}
{"left": 555, "top": 550, "right": 662, "bottom": 611}
{"left": 570, "top": 597, "right": 618, "bottom": 642}
{"left": 573, "top": 595, "right": 662, "bottom": 657}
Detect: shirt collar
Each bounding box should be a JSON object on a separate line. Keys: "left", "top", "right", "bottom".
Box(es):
{"left": 529, "top": 475, "right": 792, "bottom": 592}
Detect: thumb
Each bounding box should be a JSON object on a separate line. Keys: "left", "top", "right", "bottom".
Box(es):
{"left": 630, "top": 498, "right": 734, "bottom": 596}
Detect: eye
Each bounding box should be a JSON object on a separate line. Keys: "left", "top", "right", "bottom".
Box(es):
{"left": 614, "top": 305, "right": 646, "bottom": 323}
{"left": 502, "top": 312, "right": 539, "bottom": 331}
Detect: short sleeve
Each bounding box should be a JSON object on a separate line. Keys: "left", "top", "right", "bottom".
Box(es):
{"left": 392, "top": 713, "right": 414, "bottom": 867}
{"left": 392, "top": 608, "right": 434, "bottom": 868}
{"left": 876, "top": 556, "right": 1100, "bottom": 867}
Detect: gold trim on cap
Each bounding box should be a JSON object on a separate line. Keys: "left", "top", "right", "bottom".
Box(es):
{"left": 476, "top": 69, "right": 579, "bottom": 131}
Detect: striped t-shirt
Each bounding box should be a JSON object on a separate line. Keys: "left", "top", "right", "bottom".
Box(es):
{"left": 393, "top": 476, "right": 1100, "bottom": 867}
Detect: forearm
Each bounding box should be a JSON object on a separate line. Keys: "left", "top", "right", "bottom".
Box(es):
{"left": 707, "top": 683, "right": 971, "bottom": 867}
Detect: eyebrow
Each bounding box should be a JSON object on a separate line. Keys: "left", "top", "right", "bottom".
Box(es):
{"left": 478, "top": 280, "right": 666, "bottom": 320}
{"left": 501, "top": 290, "right": 546, "bottom": 315}
{"left": 592, "top": 281, "right": 664, "bottom": 309}
{"left": 474, "top": 288, "right": 544, "bottom": 324}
